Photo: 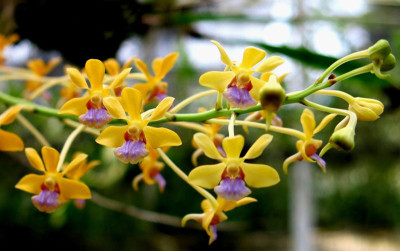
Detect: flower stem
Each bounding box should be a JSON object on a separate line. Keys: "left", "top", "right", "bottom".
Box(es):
{"left": 27, "top": 76, "right": 69, "bottom": 101}
{"left": 169, "top": 90, "right": 218, "bottom": 114}
{"left": 169, "top": 121, "right": 210, "bottom": 134}
{"left": 157, "top": 148, "right": 218, "bottom": 207}
{"left": 302, "top": 99, "right": 357, "bottom": 128}
{"left": 315, "top": 49, "right": 369, "bottom": 84}
{"left": 16, "top": 114, "right": 51, "bottom": 146}
{"left": 314, "top": 90, "right": 355, "bottom": 103}
{"left": 56, "top": 124, "right": 86, "bottom": 172}
{"left": 208, "top": 119, "right": 305, "bottom": 140}
{"left": 228, "top": 112, "right": 236, "bottom": 137}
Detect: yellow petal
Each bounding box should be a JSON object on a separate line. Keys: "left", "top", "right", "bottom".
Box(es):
{"left": 152, "top": 58, "right": 163, "bottom": 77}
{"left": 283, "top": 152, "right": 302, "bottom": 174}
{"left": 25, "top": 147, "right": 45, "bottom": 172}
{"left": 240, "top": 47, "right": 266, "bottom": 69}
{"left": 143, "top": 126, "right": 182, "bottom": 149}
{"left": 104, "top": 58, "right": 120, "bottom": 76}
{"left": 193, "top": 133, "right": 223, "bottom": 160}
{"left": 0, "top": 129, "right": 24, "bottom": 151}
{"left": 85, "top": 59, "right": 105, "bottom": 90}
{"left": 27, "top": 59, "right": 45, "bottom": 75}
{"left": 109, "top": 67, "right": 131, "bottom": 90}
{"left": 202, "top": 210, "right": 215, "bottom": 235}
{"left": 122, "top": 56, "right": 135, "bottom": 70}
{"left": 249, "top": 75, "right": 265, "bottom": 101}
{"left": 58, "top": 96, "right": 90, "bottom": 116}
{"left": 199, "top": 71, "right": 235, "bottom": 93}
{"left": 300, "top": 109, "right": 316, "bottom": 139}
{"left": 95, "top": 125, "right": 128, "bottom": 147}
{"left": 241, "top": 163, "right": 280, "bottom": 188}
{"left": 134, "top": 59, "right": 152, "bottom": 80}
{"left": 121, "top": 87, "right": 143, "bottom": 120}
{"left": 188, "top": 163, "right": 226, "bottom": 189}
{"left": 0, "top": 105, "right": 23, "bottom": 125}
{"left": 211, "top": 40, "right": 232, "bottom": 67}
{"left": 103, "top": 96, "right": 126, "bottom": 119}
{"left": 59, "top": 178, "right": 91, "bottom": 200}
{"left": 133, "top": 83, "right": 152, "bottom": 98}
{"left": 45, "top": 57, "right": 62, "bottom": 75}
{"left": 243, "top": 134, "right": 273, "bottom": 159}
{"left": 222, "top": 135, "right": 244, "bottom": 159}
{"left": 66, "top": 68, "right": 89, "bottom": 89}
{"left": 157, "top": 52, "right": 179, "bottom": 79}
{"left": 62, "top": 153, "right": 88, "bottom": 176}
{"left": 42, "top": 146, "right": 60, "bottom": 173}
{"left": 314, "top": 113, "right": 337, "bottom": 134}
{"left": 181, "top": 213, "right": 204, "bottom": 227}
{"left": 15, "top": 173, "right": 44, "bottom": 194}
{"left": 235, "top": 197, "right": 258, "bottom": 208}
{"left": 149, "top": 97, "right": 174, "bottom": 121}
{"left": 255, "top": 56, "right": 285, "bottom": 73}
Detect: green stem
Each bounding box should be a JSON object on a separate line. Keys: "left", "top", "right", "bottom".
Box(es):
{"left": 56, "top": 124, "right": 86, "bottom": 172}
{"left": 315, "top": 49, "right": 369, "bottom": 84}
{"left": 157, "top": 149, "right": 218, "bottom": 207}
{"left": 0, "top": 92, "right": 77, "bottom": 121}
{"left": 285, "top": 63, "right": 373, "bottom": 104}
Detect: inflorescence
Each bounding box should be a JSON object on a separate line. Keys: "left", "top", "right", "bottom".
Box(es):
{"left": 0, "top": 34, "right": 396, "bottom": 244}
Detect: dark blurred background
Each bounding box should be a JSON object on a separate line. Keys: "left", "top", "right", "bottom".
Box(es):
{"left": 1, "top": 0, "right": 400, "bottom": 250}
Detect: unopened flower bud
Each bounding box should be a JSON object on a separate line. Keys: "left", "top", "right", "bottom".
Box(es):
{"left": 380, "top": 53, "right": 396, "bottom": 72}
{"left": 348, "top": 97, "right": 384, "bottom": 122}
{"left": 259, "top": 75, "right": 286, "bottom": 112}
{"left": 368, "top": 40, "right": 391, "bottom": 61}
{"left": 329, "top": 127, "right": 355, "bottom": 152}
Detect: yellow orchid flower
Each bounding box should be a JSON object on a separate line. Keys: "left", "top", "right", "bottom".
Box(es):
{"left": 24, "top": 57, "right": 62, "bottom": 101}
{"left": 188, "top": 133, "right": 279, "bottom": 201}
{"left": 182, "top": 196, "right": 256, "bottom": 244}
{"left": 283, "top": 109, "right": 337, "bottom": 174}
{"left": 133, "top": 52, "right": 179, "bottom": 104}
{"left": 58, "top": 59, "right": 131, "bottom": 128}
{"left": 0, "top": 33, "right": 19, "bottom": 64}
{"left": 199, "top": 40, "right": 285, "bottom": 109}
{"left": 104, "top": 57, "right": 136, "bottom": 96}
{"left": 0, "top": 105, "right": 24, "bottom": 151}
{"left": 15, "top": 147, "right": 91, "bottom": 213}
{"left": 132, "top": 147, "right": 167, "bottom": 192}
{"left": 95, "top": 87, "right": 182, "bottom": 164}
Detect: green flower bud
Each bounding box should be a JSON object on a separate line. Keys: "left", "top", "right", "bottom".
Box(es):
{"left": 259, "top": 75, "right": 286, "bottom": 112}
{"left": 348, "top": 97, "right": 384, "bottom": 122}
{"left": 329, "top": 127, "right": 355, "bottom": 152}
{"left": 368, "top": 39, "right": 391, "bottom": 61}
{"left": 380, "top": 53, "right": 396, "bottom": 72}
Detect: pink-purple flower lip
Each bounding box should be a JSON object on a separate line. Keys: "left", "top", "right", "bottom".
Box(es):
{"left": 114, "top": 139, "right": 149, "bottom": 164}
{"left": 214, "top": 177, "right": 251, "bottom": 201}
{"left": 223, "top": 86, "right": 257, "bottom": 109}
{"left": 31, "top": 189, "right": 61, "bottom": 213}
{"left": 79, "top": 107, "right": 112, "bottom": 129}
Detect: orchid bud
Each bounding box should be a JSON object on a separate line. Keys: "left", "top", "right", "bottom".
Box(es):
{"left": 329, "top": 127, "right": 355, "bottom": 152}
{"left": 368, "top": 40, "right": 391, "bottom": 61}
{"left": 259, "top": 75, "right": 286, "bottom": 113}
{"left": 380, "top": 53, "right": 396, "bottom": 72}
{"left": 348, "top": 97, "right": 384, "bottom": 122}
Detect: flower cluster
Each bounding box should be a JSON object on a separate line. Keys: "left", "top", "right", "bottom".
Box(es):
{"left": 0, "top": 34, "right": 395, "bottom": 244}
